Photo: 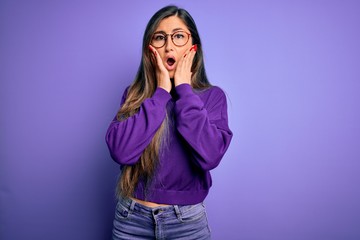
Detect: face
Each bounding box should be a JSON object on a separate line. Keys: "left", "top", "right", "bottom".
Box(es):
{"left": 151, "top": 16, "right": 193, "bottom": 78}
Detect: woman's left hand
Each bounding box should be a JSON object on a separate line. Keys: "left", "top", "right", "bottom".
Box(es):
{"left": 174, "top": 44, "right": 197, "bottom": 87}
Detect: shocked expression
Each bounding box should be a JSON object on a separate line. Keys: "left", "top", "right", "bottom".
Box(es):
{"left": 151, "top": 16, "right": 193, "bottom": 78}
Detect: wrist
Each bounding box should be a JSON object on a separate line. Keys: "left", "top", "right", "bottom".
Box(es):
{"left": 158, "top": 85, "right": 171, "bottom": 93}
{"left": 174, "top": 77, "right": 191, "bottom": 87}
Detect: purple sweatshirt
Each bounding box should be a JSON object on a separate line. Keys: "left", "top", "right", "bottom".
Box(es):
{"left": 106, "top": 83, "right": 232, "bottom": 205}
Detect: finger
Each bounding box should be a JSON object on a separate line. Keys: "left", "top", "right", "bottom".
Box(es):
{"left": 182, "top": 46, "right": 197, "bottom": 71}
{"left": 149, "top": 45, "right": 161, "bottom": 66}
{"left": 180, "top": 45, "right": 195, "bottom": 66}
{"left": 148, "top": 45, "right": 157, "bottom": 57}
{"left": 149, "top": 45, "right": 162, "bottom": 65}
{"left": 150, "top": 46, "right": 169, "bottom": 74}
{"left": 187, "top": 47, "right": 196, "bottom": 62}
{"left": 177, "top": 51, "right": 192, "bottom": 76}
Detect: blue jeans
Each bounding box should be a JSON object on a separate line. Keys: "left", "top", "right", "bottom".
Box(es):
{"left": 112, "top": 197, "right": 211, "bottom": 240}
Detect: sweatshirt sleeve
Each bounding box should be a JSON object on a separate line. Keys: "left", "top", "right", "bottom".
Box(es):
{"left": 105, "top": 87, "right": 171, "bottom": 165}
{"left": 174, "top": 84, "right": 233, "bottom": 171}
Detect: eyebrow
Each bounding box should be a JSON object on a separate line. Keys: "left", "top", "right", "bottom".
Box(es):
{"left": 172, "top": 28, "right": 184, "bottom": 32}
{"left": 153, "top": 28, "right": 185, "bottom": 34}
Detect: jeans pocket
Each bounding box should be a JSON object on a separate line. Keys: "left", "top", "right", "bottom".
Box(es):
{"left": 114, "top": 201, "right": 131, "bottom": 220}
{"left": 178, "top": 203, "right": 206, "bottom": 223}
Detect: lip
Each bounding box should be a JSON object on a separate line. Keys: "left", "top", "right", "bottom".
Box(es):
{"left": 164, "top": 55, "right": 176, "bottom": 71}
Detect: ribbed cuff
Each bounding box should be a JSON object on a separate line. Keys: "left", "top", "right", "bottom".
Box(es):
{"left": 175, "top": 83, "right": 193, "bottom": 98}
{"left": 153, "top": 87, "right": 172, "bottom": 105}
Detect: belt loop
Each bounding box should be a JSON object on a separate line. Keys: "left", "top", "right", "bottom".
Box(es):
{"left": 174, "top": 205, "right": 181, "bottom": 219}
{"left": 129, "top": 198, "right": 136, "bottom": 212}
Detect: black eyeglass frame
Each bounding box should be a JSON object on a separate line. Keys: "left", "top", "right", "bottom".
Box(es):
{"left": 150, "top": 31, "right": 192, "bottom": 48}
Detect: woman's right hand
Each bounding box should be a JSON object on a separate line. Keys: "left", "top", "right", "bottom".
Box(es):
{"left": 149, "top": 45, "right": 171, "bottom": 92}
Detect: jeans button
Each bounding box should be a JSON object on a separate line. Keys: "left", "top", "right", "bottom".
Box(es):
{"left": 122, "top": 210, "right": 128, "bottom": 217}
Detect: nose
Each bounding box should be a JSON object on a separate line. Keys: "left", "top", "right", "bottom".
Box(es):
{"left": 164, "top": 36, "right": 174, "bottom": 52}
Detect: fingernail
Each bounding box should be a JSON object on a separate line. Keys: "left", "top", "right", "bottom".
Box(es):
{"left": 190, "top": 44, "right": 198, "bottom": 52}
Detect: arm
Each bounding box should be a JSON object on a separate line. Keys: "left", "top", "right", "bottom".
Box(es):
{"left": 105, "top": 87, "right": 171, "bottom": 165}
{"left": 174, "top": 84, "right": 233, "bottom": 171}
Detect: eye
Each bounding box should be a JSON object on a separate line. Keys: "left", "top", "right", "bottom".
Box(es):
{"left": 173, "top": 32, "right": 185, "bottom": 39}
{"left": 153, "top": 34, "right": 165, "bottom": 41}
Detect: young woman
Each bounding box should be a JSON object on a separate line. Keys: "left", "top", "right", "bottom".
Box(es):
{"left": 106, "top": 5, "right": 233, "bottom": 240}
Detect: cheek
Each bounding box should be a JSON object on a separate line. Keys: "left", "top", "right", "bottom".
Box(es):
{"left": 179, "top": 49, "right": 187, "bottom": 57}
{"left": 181, "top": 43, "right": 193, "bottom": 55}
{"left": 158, "top": 52, "right": 167, "bottom": 64}
{"left": 177, "top": 48, "right": 188, "bottom": 59}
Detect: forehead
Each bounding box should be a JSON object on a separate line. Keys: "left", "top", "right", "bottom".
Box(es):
{"left": 155, "top": 16, "right": 189, "bottom": 33}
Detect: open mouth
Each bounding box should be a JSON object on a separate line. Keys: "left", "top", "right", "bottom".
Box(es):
{"left": 166, "top": 57, "right": 175, "bottom": 66}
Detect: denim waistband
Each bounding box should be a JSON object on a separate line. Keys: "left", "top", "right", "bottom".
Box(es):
{"left": 117, "top": 196, "right": 204, "bottom": 218}
{"left": 118, "top": 196, "right": 182, "bottom": 217}
{"left": 113, "top": 196, "right": 211, "bottom": 239}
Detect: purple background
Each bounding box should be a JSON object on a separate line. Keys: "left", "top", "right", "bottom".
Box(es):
{"left": 1, "top": 1, "right": 360, "bottom": 239}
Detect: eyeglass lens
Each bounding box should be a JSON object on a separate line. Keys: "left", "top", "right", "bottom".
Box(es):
{"left": 151, "top": 31, "right": 189, "bottom": 48}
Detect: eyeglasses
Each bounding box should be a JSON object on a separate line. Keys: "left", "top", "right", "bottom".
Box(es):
{"left": 151, "top": 31, "right": 191, "bottom": 48}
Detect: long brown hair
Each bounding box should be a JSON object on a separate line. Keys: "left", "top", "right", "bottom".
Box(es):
{"left": 117, "top": 5, "right": 211, "bottom": 198}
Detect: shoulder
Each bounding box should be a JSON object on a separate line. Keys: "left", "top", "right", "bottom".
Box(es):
{"left": 119, "top": 85, "right": 131, "bottom": 106}
{"left": 195, "top": 85, "right": 227, "bottom": 102}
{"left": 124, "top": 85, "right": 131, "bottom": 95}
{"left": 193, "top": 86, "right": 228, "bottom": 114}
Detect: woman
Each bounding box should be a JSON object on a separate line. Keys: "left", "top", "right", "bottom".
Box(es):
{"left": 106, "top": 5, "right": 232, "bottom": 239}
